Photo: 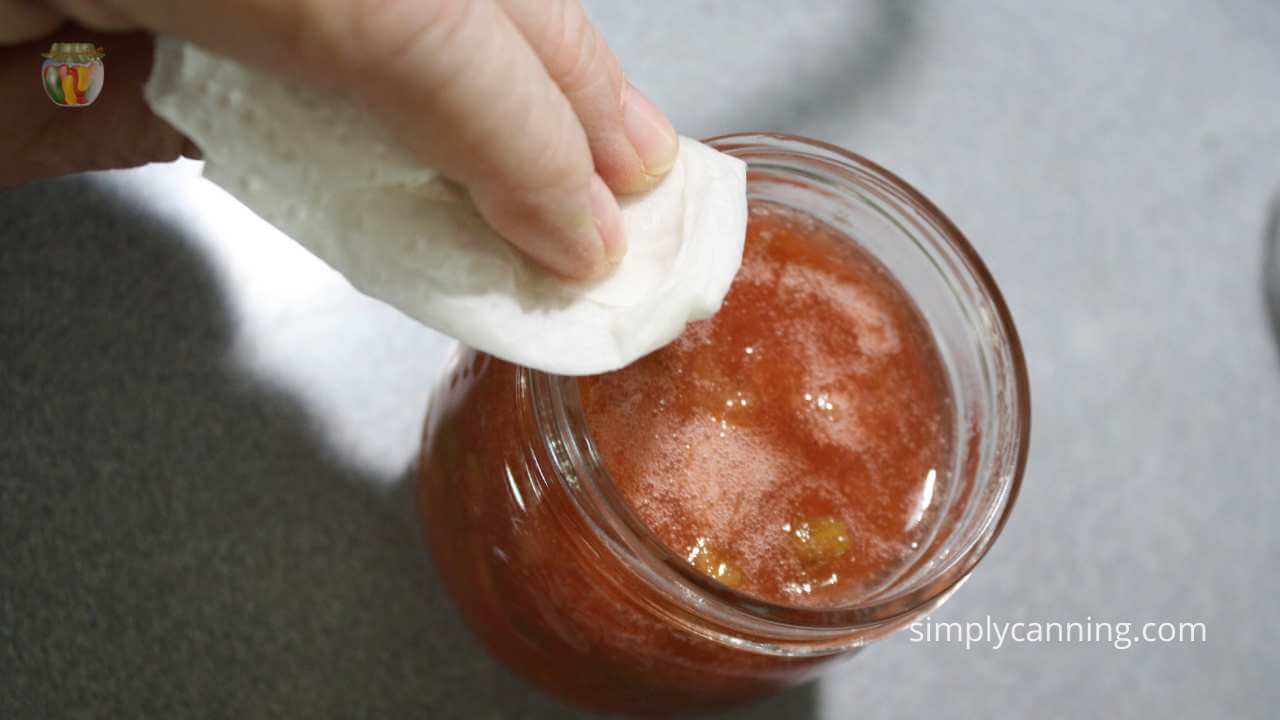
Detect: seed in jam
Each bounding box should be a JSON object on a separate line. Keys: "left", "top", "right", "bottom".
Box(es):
{"left": 786, "top": 515, "right": 852, "bottom": 571}
{"left": 686, "top": 537, "right": 744, "bottom": 587}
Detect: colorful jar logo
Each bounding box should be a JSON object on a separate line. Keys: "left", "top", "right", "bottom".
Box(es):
{"left": 42, "top": 42, "right": 105, "bottom": 108}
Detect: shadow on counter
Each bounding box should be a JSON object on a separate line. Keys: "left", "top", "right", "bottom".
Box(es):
{"left": 703, "top": 0, "right": 918, "bottom": 136}
{"left": 0, "top": 177, "right": 816, "bottom": 719}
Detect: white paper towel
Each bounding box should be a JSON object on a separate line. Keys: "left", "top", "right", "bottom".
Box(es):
{"left": 144, "top": 38, "right": 746, "bottom": 375}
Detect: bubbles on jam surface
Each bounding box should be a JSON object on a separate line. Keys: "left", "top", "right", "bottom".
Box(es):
{"left": 579, "top": 203, "right": 953, "bottom": 608}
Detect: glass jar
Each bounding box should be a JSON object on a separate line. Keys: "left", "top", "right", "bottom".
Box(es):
{"left": 416, "top": 133, "right": 1030, "bottom": 715}
{"left": 41, "top": 42, "right": 106, "bottom": 108}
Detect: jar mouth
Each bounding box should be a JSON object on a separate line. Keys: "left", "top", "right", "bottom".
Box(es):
{"left": 532, "top": 133, "right": 1030, "bottom": 643}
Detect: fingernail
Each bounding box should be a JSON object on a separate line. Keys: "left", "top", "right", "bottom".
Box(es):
{"left": 622, "top": 84, "right": 678, "bottom": 179}
{"left": 590, "top": 174, "right": 626, "bottom": 265}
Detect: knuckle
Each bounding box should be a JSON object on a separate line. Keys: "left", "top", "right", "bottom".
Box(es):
{"left": 543, "top": 2, "right": 620, "bottom": 98}
{"left": 504, "top": 113, "right": 591, "bottom": 196}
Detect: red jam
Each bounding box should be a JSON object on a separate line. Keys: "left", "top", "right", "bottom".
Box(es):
{"left": 580, "top": 205, "right": 952, "bottom": 607}
{"left": 417, "top": 203, "right": 955, "bottom": 714}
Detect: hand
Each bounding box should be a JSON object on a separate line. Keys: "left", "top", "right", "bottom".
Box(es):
{"left": 0, "top": 1, "right": 681, "bottom": 279}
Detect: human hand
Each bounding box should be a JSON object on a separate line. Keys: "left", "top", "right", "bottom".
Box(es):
{"left": 0, "top": 1, "right": 680, "bottom": 279}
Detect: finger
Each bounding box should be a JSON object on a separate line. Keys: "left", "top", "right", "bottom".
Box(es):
{"left": 353, "top": 0, "right": 626, "bottom": 278}
{"left": 0, "top": 0, "right": 63, "bottom": 43}
{"left": 0, "top": 29, "right": 195, "bottom": 189}
{"left": 499, "top": 0, "right": 678, "bottom": 195}
{"left": 92, "top": 0, "right": 626, "bottom": 279}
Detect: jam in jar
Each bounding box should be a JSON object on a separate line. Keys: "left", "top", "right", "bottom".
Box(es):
{"left": 417, "top": 134, "right": 1029, "bottom": 715}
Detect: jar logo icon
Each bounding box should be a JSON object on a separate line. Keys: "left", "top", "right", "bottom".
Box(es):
{"left": 42, "top": 43, "right": 105, "bottom": 108}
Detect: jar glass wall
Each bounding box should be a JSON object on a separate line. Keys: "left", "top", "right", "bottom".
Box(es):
{"left": 416, "top": 134, "right": 1030, "bottom": 715}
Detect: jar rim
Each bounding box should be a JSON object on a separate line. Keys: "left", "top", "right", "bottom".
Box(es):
{"left": 533, "top": 132, "right": 1030, "bottom": 647}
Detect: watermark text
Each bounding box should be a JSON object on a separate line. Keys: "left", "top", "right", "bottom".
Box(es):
{"left": 908, "top": 615, "right": 1206, "bottom": 651}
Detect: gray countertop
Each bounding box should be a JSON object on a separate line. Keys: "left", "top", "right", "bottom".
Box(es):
{"left": 4, "top": 1, "right": 1279, "bottom": 717}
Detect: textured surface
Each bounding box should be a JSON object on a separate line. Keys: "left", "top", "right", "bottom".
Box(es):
{"left": 3, "top": 1, "right": 1279, "bottom": 718}
{"left": 145, "top": 38, "right": 747, "bottom": 376}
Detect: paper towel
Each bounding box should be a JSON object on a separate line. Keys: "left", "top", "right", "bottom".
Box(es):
{"left": 144, "top": 38, "right": 746, "bottom": 376}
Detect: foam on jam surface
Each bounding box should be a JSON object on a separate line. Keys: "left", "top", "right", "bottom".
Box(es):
{"left": 579, "top": 204, "right": 953, "bottom": 608}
